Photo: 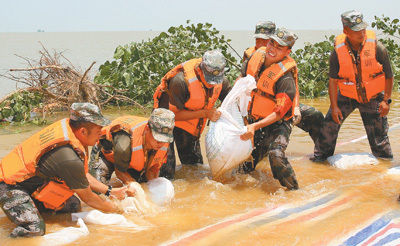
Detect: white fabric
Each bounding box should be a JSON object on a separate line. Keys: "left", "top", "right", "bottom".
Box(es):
{"left": 71, "top": 210, "right": 143, "bottom": 229}
{"left": 120, "top": 182, "right": 156, "bottom": 214}
{"left": 327, "top": 153, "right": 378, "bottom": 169}
{"left": 42, "top": 218, "right": 89, "bottom": 246}
{"left": 387, "top": 166, "right": 400, "bottom": 175}
{"left": 146, "top": 177, "right": 175, "bottom": 206}
{"left": 205, "top": 75, "right": 256, "bottom": 179}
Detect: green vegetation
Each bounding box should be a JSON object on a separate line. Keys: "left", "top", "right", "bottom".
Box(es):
{"left": 94, "top": 20, "right": 240, "bottom": 107}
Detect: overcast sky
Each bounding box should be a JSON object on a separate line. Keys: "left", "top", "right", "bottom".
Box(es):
{"left": 1, "top": 0, "right": 398, "bottom": 32}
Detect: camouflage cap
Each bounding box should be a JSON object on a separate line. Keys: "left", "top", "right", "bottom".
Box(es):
{"left": 148, "top": 108, "right": 175, "bottom": 143}
{"left": 200, "top": 50, "right": 226, "bottom": 85}
{"left": 270, "top": 28, "right": 298, "bottom": 48}
{"left": 341, "top": 10, "right": 368, "bottom": 31}
{"left": 69, "top": 102, "right": 111, "bottom": 127}
{"left": 254, "top": 21, "right": 276, "bottom": 40}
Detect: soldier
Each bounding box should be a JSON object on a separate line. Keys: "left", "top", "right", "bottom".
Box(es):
{"left": 311, "top": 10, "right": 393, "bottom": 162}
{"left": 240, "top": 28, "right": 300, "bottom": 190}
{"left": 153, "top": 50, "right": 232, "bottom": 179}
{"left": 0, "top": 103, "right": 128, "bottom": 237}
{"left": 241, "top": 21, "right": 324, "bottom": 151}
{"left": 242, "top": 21, "right": 276, "bottom": 63}
{"left": 89, "top": 108, "right": 175, "bottom": 185}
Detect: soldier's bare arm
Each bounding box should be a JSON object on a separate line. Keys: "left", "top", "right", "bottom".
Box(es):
{"left": 73, "top": 187, "right": 121, "bottom": 213}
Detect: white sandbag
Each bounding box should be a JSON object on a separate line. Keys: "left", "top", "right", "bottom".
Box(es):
{"left": 42, "top": 218, "right": 88, "bottom": 246}
{"left": 146, "top": 177, "right": 175, "bottom": 206}
{"left": 387, "top": 166, "right": 400, "bottom": 175}
{"left": 71, "top": 210, "right": 143, "bottom": 229}
{"left": 120, "top": 182, "right": 156, "bottom": 214}
{"left": 205, "top": 75, "right": 256, "bottom": 179}
{"left": 327, "top": 153, "right": 378, "bottom": 169}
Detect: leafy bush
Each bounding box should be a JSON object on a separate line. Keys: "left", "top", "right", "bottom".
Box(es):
{"left": 0, "top": 91, "right": 45, "bottom": 124}
{"left": 95, "top": 21, "right": 240, "bottom": 106}
{"left": 372, "top": 15, "right": 400, "bottom": 90}
{"left": 292, "top": 35, "right": 335, "bottom": 98}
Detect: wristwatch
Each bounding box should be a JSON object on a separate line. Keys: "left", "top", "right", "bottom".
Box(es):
{"left": 105, "top": 185, "right": 112, "bottom": 197}
{"left": 385, "top": 98, "right": 392, "bottom": 105}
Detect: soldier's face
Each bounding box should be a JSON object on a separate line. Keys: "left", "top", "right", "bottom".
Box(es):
{"left": 344, "top": 27, "right": 366, "bottom": 45}
{"left": 83, "top": 125, "right": 102, "bottom": 146}
{"left": 265, "top": 39, "right": 291, "bottom": 66}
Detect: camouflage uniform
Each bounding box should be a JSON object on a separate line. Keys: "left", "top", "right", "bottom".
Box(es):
{"left": 314, "top": 92, "right": 392, "bottom": 160}
{"left": 158, "top": 50, "right": 229, "bottom": 179}
{"left": 90, "top": 108, "right": 175, "bottom": 183}
{"left": 296, "top": 103, "right": 324, "bottom": 145}
{"left": 249, "top": 119, "right": 299, "bottom": 190}
{"left": 313, "top": 11, "right": 393, "bottom": 161}
{"left": 0, "top": 102, "right": 109, "bottom": 237}
{"left": 0, "top": 182, "right": 80, "bottom": 237}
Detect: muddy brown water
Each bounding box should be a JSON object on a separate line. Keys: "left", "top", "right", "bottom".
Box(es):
{"left": 1, "top": 94, "right": 400, "bottom": 246}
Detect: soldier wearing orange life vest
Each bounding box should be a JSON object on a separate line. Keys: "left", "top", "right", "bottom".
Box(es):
{"left": 241, "top": 22, "right": 324, "bottom": 147}
{"left": 0, "top": 103, "right": 128, "bottom": 238}
{"left": 312, "top": 10, "right": 393, "bottom": 162}
{"left": 153, "top": 50, "right": 231, "bottom": 179}
{"left": 240, "top": 28, "right": 300, "bottom": 190}
{"left": 242, "top": 21, "right": 276, "bottom": 63}
{"left": 89, "top": 109, "right": 175, "bottom": 185}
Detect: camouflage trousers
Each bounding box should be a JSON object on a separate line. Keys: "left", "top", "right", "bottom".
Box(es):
{"left": 159, "top": 127, "right": 203, "bottom": 180}
{"left": 314, "top": 93, "right": 392, "bottom": 160}
{"left": 248, "top": 120, "right": 299, "bottom": 190}
{"left": 0, "top": 182, "right": 80, "bottom": 237}
{"left": 296, "top": 103, "right": 324, "bottom": 145}
{"left": 89, "top": 144, "right": 115, "bottom": 184}
{"left": 89, "top": 144, "right": 165, "bottom": 183}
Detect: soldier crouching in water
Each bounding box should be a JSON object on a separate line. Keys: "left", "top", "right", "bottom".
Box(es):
{"left": 0, "top": 103, "right": 128, "bottom": 238}
{"left": 240, "top": 28, "right": 302, "bottom": 190}
{"left": 89, "top": 108, "right": 175, "bottom": 185}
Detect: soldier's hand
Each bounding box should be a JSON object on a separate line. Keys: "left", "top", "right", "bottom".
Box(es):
{"left": 126, "top": 184, "right": 136, "bottom": 197}
{"left": 110, "top": 186, "right": 127, "bottom": 200}
{"left": 292, "top": 106, "right": 301, "bottom": 125}
{"left": 206, "top": 108, "right": 221, "bottom": 122}
{"left": 378, "top": 101, "right": 390, "bottom": 117}
{"left": 240, "top": 124, "right": 255, "bottom": 141}
{"left": 331, "top": 106, "right": 343, "bottom": 124}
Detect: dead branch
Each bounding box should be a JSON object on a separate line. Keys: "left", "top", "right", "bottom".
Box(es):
{"left": 0, "top": 44, "right": 146, "bottom": 119}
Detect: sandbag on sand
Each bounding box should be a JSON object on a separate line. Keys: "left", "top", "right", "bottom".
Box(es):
{"left": 205, "top": 75, "right": 255, "bottom": 179}
{"left": 327, "top": 153, "right": 378, "bottom": 169}
{"left": 41, "top": 218, "right": 88, "bottom": 246}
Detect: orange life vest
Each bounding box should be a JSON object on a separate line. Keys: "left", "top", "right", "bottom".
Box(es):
{"left": 153, "top": 58, "right": 223, "bottom": 137}
{"left": 242, "top": 46, "right": 256, "bottom": 62}
{"left": 0, "top": 118, "right": 88, "bottom": 210}
{"left": 246, "top": 47, "right": 299, "bottom": 120}
{"left": 100, "top": 115, "right": 169, "bottom": 173}
{"left": 335, "top": 30, "right": 385, "bottom": 103}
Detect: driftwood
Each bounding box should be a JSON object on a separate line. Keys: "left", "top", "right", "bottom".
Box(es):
{"left": 0, "top": 43, "right": 144, "bottom": 118}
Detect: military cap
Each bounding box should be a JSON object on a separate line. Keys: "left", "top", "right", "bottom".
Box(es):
{"left": 270, "top": 28, "right": 298, "bottom": 48}
{"left": 148, "top": 108, "right": 175, "bottom": 143}
{"left": 254, "top": 21, "right": 276, "bottom": 40}
{"left": 70, "top": 102, "right": 110, "bottom": 127}
{"left": 341, "top": 10, "right": 368, "bottom": 31}
{"left": 200, "top": 50, "right": 226, "bottom": 85}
